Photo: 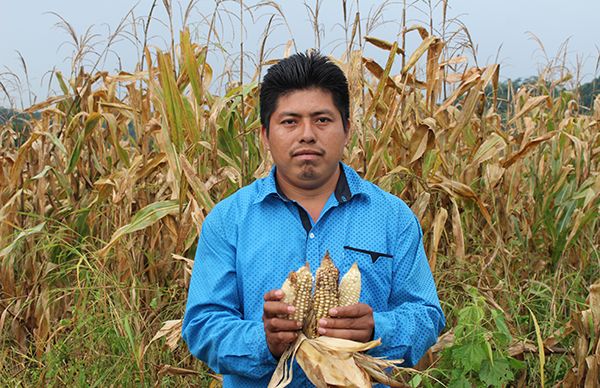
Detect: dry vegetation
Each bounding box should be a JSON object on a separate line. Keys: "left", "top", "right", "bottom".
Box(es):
{"left": 1, "top": 1, "right": 599, "bottom": 386}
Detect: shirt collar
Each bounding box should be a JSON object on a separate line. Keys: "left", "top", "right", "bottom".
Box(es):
{"left": 254, "top": 162, "right": 369, "bottom": 204}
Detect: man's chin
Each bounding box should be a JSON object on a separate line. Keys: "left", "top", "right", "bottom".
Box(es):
{"left": 298, "top": 165, "right": 318, "bottom": 181}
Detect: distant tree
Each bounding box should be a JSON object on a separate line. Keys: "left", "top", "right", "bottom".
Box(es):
{"left": 0, "top": 107, "right": 40, "bottom": 146}
{"left": 485, "top": 76, "right": 540, "bottom": 116}
{"left": 0, "top": 107, "right": 15, "bottom": 125}
{"left": 485, "top": 75, "right": 599, "bottom": 116}
{"left": 578, "top": 77, "right": 600, "bottom": 109}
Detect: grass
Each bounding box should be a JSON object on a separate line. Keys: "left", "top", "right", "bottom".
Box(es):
{"left": 1, "top": 0, "right": 599, "bottom": 386}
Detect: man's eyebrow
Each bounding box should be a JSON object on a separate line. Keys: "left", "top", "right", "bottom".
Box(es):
{"left": 310, "top": 109, "right": 336, "bottom": 116}
{"left": 277, "top": 109, "right": 337, "bottom": 117}
{"left": 277, "top": 111, "right": 302, "bottom": 117}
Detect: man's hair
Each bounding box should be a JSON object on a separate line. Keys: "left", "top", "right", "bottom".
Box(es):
{"left": 259, "top": 51, "right": 350, "bottom": 134}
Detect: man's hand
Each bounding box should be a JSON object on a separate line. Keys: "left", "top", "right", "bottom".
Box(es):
{"left": 263, "top": 289, "right": 302, "bottom": 358}
{"left": 317, "top": 303, "right": 374, "bottom": 342}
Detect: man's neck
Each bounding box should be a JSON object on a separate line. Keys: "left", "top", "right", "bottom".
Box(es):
{"left": 276, "top": 165, "right": 341, "bottom": 222}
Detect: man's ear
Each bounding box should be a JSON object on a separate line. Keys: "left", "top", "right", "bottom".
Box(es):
{"left": 343, "top": 119, "right": 351, "bottom": 146}
{"left": 260, "top": 125, "right": 270, "bottom": 151}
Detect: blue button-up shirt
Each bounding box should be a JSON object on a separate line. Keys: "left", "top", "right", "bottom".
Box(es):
{"left": 182, "top": 163, "right": 445, "bottom": 387}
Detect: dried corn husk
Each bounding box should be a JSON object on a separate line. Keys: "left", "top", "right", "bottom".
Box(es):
{"left": 268, "top": 332, "right": 408, "bottom": 388}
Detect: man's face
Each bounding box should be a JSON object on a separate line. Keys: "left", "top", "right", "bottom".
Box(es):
{"left": 261, "top": 87, "right": 349, "bottom": 191}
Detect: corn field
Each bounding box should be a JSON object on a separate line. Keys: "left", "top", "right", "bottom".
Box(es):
{"left": 1, "top": 1, "right": 599, "bottom": 386}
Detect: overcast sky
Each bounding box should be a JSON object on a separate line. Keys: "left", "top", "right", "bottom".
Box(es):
{"left": 1, "top": 0, "right": 599, "bottom": 107}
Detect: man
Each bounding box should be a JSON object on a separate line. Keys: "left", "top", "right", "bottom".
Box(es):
{"left": 182, "top": 51, "right": 445, "bottom": 387}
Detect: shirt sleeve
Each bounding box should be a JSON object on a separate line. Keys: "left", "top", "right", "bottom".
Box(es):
{"left": 369, "top": 214, "right": 445, "bottom": 366}
{"left": 181, "top": 206, "right": 278, "bottom": 378}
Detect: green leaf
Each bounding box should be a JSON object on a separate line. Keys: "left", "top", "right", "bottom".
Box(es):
{"left": 0, "top": 222, "right": 46, "bottom": 257}
{"left": 84, "top": 112, "right": 102, "bottom": 135}
{"left": 456, "top": 304, "right": 485, "bottom": 338}
{"left": 55, "top": 71, "right": 70, "bottom": 95}
{"left": 528, "top": 306, "right": 546, "bottom": 387}
{"left": 44, "top": 131, "right": 68, "bottom": 155}
{"left": 408, "top": 374, "right": 422, "bottom": 387}
{"left": 492, "top": 310, "right": 512, "bottom": 346}
{"left": 455, "top": 341, "right": 488, "bottom": 372}
{"left": 448, "top": 373, "right": 471, "bottom": 388}
{"left": 480, "top": 358, "right": 514, "bottom": 387}
{"left": 65, "top": 131, "right": 84, "bottom": 174}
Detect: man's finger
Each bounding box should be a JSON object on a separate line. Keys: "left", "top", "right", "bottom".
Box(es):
{"left": 317, "top": 327, "right": 366, "bottom": 341}
{"left": 329, "top": 303, "right": 372, "bottom": 318}
{"left": 270, "top": 331, "right": 299, "bottom": 344}
{"left": 264, "top": 317, "right": 303, "bottom": 332}
{"left": 318, "top": 317, "right": 368, "bottom": 330}
{"left": 264, "top": 289, "right": 284, "bottom": 301}
{"left": 263, "top": 301, "right": 295, "bottom": 317}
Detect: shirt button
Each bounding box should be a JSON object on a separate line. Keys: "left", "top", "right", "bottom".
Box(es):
{"left": 309, "top": 232, "right": 315, "bottom": 239}
{"left": 341, "top": 195, "right": 347, "bottom": 202}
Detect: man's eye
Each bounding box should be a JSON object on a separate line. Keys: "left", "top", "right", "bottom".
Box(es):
{"left": 281, "top": 119, "right": 296, "bottom": 125}
{"left": 316, "top": 117, "right": 331, "bottom": 123}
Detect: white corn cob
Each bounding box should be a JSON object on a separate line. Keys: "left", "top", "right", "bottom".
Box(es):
{"left": 338, "top": 262, "right": 361, "bottom": 306}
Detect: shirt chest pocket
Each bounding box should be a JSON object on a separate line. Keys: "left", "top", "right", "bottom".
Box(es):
{"left": 342, "top": 246, "right": 394, "bottom": 310}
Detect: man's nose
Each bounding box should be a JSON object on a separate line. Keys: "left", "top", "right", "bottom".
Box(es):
{"left": 299, "top": 120, "right": 316, "bottom": 143}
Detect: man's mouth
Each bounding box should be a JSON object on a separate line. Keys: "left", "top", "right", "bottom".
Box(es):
{"left": 291, "top": 148, "right": 324, "bottom": 158}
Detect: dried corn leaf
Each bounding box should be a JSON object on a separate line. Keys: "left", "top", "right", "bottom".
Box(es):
{"left": 402, "top": 36, "right": 436, "bottom": 75}
{"left": 9, "top": 132, "right": 42, "bottom": 187}
{"left": 157, "top": 364, "right": 200, "bottom": 376}
{"left": 450, "top": 200, "right": 465, "bottom": 260}
{"left": 435, "top": 69, "right": 481, "bottom": 115}
{"left": 431, "top": 175, "right": 494, "bottom": 231}
{"left": 501, "top": 131, "right": 556, "bottom": 168}
{"left": 405, "top": 24, "right": 429, "bottom": 39}
{"left": 584, "top": 355, "right": 600, "bottom": 388}
{"left": 508, "top": 95, "right": 551, "bottom": 125}
{"left": 484, "top": 163, "right": 505, "bottom": 190}
{"left": 409, "top": 124, "right": 433, "bottom": 164}
{"left": 429, "top": 207, "right": 448, "bottom": 272}
{"left": 144, "top": 319, "right": 183, "bottom": 358}
{"left": 172, "top": 254, "right": 194, "bottom": 276}
{"left": 362, "top": 57, "right": 402, "bottom": 94}
{"left": 98, "top": 200, "right": 180, "bottom": 256}
{"left": 365, "top": 36, "right": 404, "bottom": 55}
{"left": 23, "top": 95, "right": 70, "bottom": 113}
{"left": 591, "top": 284, "right": 600, "bottom": 331}
{"left": 470, "top": 132, "right": 505, "bottom": 166}
{"left": 411, "top": 192, "right": 431, "bottom": 222}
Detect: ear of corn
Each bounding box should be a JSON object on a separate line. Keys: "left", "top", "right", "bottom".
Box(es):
{"left": 339, "top": 262, "right": 361, "bottom": 306}
{"left": 291, "top": 264, "right": 313, "bottom": 322}
{"left": 309, "top": 251, "right": 340, "bottom": 337}
{"left": 280, "top": 272, "right": 297, "bottom": 305}
{"left": 280, "top": 264, "right": 313, "bottom": 324}
{"left": 278, "top": 253, "right": 362, "bottom": 338}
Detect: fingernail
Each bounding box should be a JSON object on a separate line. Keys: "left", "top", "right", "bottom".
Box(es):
{"left": 296, "top": 321, "right": 303, "bottom": 328}
{"left": 329, "top": 308, "right": 338, "bottom": 316}
{"left": 275, "top": 290, "right": 283, "bottom": 297}
{"left": 287, "top": 306, "right": 295, "bottom": 313}
{"left": 318, "top": 318, "right": 327, "bottom": 327}
{"left": 318, "top": 327, "right": 326, "bottom": 334}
